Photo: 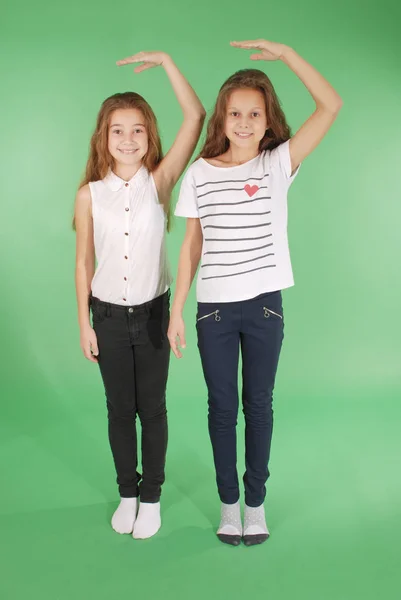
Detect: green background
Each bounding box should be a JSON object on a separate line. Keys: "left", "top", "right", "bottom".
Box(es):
{"left": 1, "top": 0, "right": 400, "bottom": 598}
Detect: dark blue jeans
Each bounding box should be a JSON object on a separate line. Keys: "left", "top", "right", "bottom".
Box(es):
{"left": 196, "top": 291, "right": 284, "bottom": 507}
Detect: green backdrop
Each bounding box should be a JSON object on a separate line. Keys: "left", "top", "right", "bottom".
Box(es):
{"left": 1, "top": 0, "right": 400, "bottom": 598}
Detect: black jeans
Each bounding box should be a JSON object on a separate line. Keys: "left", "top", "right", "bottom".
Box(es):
{"left": 196, "top": 291, "right": 284, "bottom": 507}
{"left": 91, "top": 290, "right": 170, "bottom": 502}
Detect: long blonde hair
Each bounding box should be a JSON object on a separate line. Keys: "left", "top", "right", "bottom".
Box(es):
{"left": 73, "top": 91, "right": 171, "bottom": 229}
{"left": 198, "top": 69, "right": 291, "bottom": 159}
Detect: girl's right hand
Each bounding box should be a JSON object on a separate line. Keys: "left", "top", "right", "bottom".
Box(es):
{"left": 168, "top": 312, "right": 186, "bottom": 359}
{"left": 116, "top": 51, "right": 169, "bottom": 73}
{"left": 230, "top": 39, "right": 287, "bottom": 61}
{"left": 80, "top": 325, "right": 99, "bottom": 363}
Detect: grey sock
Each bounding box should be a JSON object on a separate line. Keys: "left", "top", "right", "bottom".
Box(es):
{"left": 217, "top": 501, "right": 242, "bottom": 537}
{"left": 244, "top": 504, "right": 269, "bottom": 537}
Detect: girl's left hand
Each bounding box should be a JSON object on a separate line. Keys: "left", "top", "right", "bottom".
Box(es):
{"left": 116, "top": 51, "right": 168, "bottom": 73}
{"left": 230, "top": 39, "right": 287, "bottom": 61}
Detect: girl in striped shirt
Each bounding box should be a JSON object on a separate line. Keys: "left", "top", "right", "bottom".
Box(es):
{"left": 168, "top": 38, "right": 342, "bottom": 546}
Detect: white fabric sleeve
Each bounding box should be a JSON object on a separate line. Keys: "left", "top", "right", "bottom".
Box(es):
{"left": 174, "top": 166, "right": 199, "bottom": 218}
{"left": 268, "top": 139, "right": 300, "bottom": 187}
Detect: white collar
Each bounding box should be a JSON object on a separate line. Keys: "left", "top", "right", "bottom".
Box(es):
{"left": 104, "top": 166, "right": 147, "bottom": 191}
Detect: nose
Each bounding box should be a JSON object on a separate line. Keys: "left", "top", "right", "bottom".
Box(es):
{"left": 121, "top": 131, "right": 135, "bottom": 144}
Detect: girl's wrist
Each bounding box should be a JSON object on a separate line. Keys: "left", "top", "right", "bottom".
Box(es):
{"left": 171, "top": 304, "right": 183, "bottom": 317}
{"left": 280, "top": 45, "right": 294, "bottom": 62}
{"left": 79, "top": 319, "right": 92, "bottom": 331}
{"left": 161, "top": 53, "right": 173, "bottom": 68}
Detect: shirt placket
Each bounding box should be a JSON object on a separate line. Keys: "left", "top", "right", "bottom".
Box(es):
{"left": 122, "top": 181, "right": 130, "bottom": 303}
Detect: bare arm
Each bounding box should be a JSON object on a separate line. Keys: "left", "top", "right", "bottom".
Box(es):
{"left": 74, "top": 184, "right": 98, "bottom": 362}
{"left": 168, "top": 218, "right": 203, "bottom": 358}
{"left": 116, "top": 51, "right": 206, "bottom": 203}
{"left": 231, "top": 39, "right": 343, "bottom": 173}
{"left": 281, "top": 47, "right": 343, "bottom": 173}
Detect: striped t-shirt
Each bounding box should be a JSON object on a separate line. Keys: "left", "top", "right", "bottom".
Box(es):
{"left": 174, "top": 140, "right": 300, "bottom": 303}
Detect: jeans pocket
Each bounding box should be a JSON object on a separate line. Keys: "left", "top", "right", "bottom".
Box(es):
{"left": 262, "top": 306, "right": 283, "bottom": 320}
{"left": 91, "top": 303, "right": 108, "bottom": 325}
{"left": 196, "top": 309, "right": 221, "bottom": 324}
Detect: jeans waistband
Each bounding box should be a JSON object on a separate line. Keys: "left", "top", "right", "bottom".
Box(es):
{"left": 90, "top": 289, "right": 170, "bottom": 315}
{"left": 197, "top": 289, "right": 281, "bottom": 307}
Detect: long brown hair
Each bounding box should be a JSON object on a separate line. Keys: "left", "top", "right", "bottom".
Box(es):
{"left": 198, "top": 69, "right": 291, "bottom": 159}
{"left": 73, "top": 91, "right": 171, "bottom": 229}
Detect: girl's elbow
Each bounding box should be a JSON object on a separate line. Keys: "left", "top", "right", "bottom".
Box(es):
{"left": 320, "top": 96, "right": 343, "bottom": 116}
{"left": 334, "top": 95, "right": 343, "bottom": 113}
{"left": 329, "top": 94, "right": 343, "bottom": 115}
{"left": 187, "top": 107, "right": 206, "bottom": 122}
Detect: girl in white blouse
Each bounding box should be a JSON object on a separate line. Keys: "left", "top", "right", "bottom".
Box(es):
{"left": 169, "top": 39, "right": 342, "bottom": 546}
{"left": 74, "top": 51, "right": 205, "bottom": 539}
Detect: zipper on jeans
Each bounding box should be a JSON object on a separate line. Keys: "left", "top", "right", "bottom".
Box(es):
{"left": 263, "top": 307, "right": 283, "bottom": 320}
{"left": 197, "top": 309, "right": 221, "bottom": 323}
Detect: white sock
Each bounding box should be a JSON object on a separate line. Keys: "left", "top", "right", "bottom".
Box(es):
{"left": 217, "top": 501, "right": 242, "bottom": 537}
{"left": 132, "top": 502, "right": 161, "bottom": 539}
{"left": 243, "top": 504, "right": 269, "bottom": 537}
{"left": 111, "top": 497, "right": 138, "bottom": 534}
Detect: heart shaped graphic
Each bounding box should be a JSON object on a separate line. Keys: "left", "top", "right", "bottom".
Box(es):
{"left": 244, "top": 184, "right": 259, "bottom": 197}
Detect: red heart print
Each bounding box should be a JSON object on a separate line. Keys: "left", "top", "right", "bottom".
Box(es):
{"left": 244, "top": 184, "right": 259, "bottom": 197}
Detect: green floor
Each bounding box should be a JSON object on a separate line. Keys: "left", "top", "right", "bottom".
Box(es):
{"left": 1, "top": 375, "right": 399, "bottom": 599}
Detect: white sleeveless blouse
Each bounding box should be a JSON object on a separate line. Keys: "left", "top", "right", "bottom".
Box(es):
{"left": 89, "top": 166, "right": 172, "bottom": 306}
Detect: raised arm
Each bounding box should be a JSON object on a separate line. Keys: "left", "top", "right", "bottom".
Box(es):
{"left": 117, "top": 51, "right": 206, "bottom": 200}
{"left": 231, "top": 39, "right": 343, "bottom": 173}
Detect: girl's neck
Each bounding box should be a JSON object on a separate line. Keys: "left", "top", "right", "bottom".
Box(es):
{"left": 221, "top": 145, "right": 259, "bottom": 166}
{"left": 113, "top": 162, "right": 143, "bottom": 182}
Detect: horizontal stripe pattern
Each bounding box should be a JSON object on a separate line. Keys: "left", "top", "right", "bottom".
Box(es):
{"left": 201, "top": 210, "right": 271, "bottom": 220}
{"left": 202, "top": 264, "right": 276, "bottom": 281}
{"left": 197, "top": 185, "right": 268, "bottom": 200}
{"left": 196, "top": 173, "right": 269, "bottom": 189}
{"left": 201, "top": 252, "right": 275, "bottom": 268}
{"left": 198, "top": 196, "right": 271, "bottom": 210}
{"left": 196, "top": 169, "right": 276, "bottom": 280}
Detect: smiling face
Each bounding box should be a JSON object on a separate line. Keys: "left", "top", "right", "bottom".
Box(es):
{"left": 107, "top": 108, "right": 149, "bottom": 167}
{"left": 225, "top": 88, "right": 268, "bottom": 151}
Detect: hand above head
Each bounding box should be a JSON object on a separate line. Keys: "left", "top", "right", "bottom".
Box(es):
{"left": 116, "top": 51, "right": 169, "bottom": 73}
{"left": 230, "top": 39, "right": 287, "bottom": 61}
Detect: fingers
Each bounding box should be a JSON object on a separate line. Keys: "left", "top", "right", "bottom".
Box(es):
{"left": 81, "top": 337, "right": 98, "bottom": 363}
{"left": 168, "top": 336, "right": 182, "bottom": 359}
{"left": 167, "top": 331, "right": 185, "bottom": 359}
{"left": 230, "top": 40, "right": 261, "bottom": 49}
{"left": 117, "top": 52, "right": 159, "bottom": 74}
{"left": 133, "top": 63, "right": 157, "bottom": 73}
{"left": 116, "top": 51, "right": 146, "bottom": 66}
{"left": 91, "top": 339, "right": 99, "bottom": 357}
{"left": 83, "top": 346, "right": 98, "bottom": 363}
{"left": 250, "top": 54, "right": 264, "bottom": 60}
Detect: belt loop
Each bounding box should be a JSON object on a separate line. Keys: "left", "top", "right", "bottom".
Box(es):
{"left": 146, "top": 299, "right": 151, "bottom": 317}
{"left": 106, "top": 303, "right": 111, "bottom": 317}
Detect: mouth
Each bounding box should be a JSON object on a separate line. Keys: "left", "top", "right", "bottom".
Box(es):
{"left": 118, "top": 148, "right": 138, "bottom": 155}
{"left": 234, "top": 132, "right": 253, "bottom": 139}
